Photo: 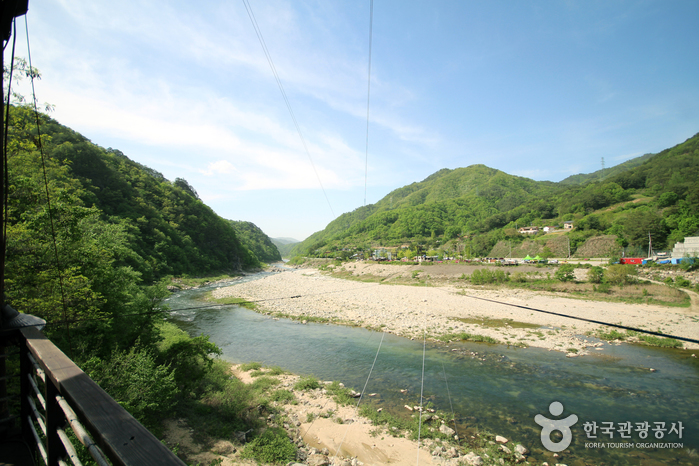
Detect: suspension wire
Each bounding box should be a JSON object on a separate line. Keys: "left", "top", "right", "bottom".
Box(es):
{"left": 241, "top": 0, "right": 335, "bottom": 218}
{"left": 24, "top": 16, "right": 74, "bottom": 357}
{"left": 463, "top": 293, "right": 699, "bottom": 345}
{"left": 416, "top": 304, "right": 427, "bottom": 465}
{"left": 441, "top": 360, "right": 458, "bottom": 440}
{"left": 1, "top": 19, "right": 18, "bottom": 305}
{"left": 363, "top": 0, "right": 373, "bottom": 207}
{"left": 331, "top": 329, "right": 385, "bottom": 464}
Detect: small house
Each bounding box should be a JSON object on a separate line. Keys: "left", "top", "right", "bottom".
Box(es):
{"left": 563, "top": 221, "right": 574, "bottom": 230}
{"left": 519, "top": 226, "right": 539, "bottom": 234}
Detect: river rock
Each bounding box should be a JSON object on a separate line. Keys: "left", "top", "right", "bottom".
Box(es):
{"left": 306, "top": 455, "right": 330, "bottom": 466}
{"left": 499, "top": 445, "right": 511, "bottom": 454}
{"left": 495, "top": 435, "right": 508, "bottom": 444}
{"left": 445, "top": 447, "right": 458, "bottom": 458}
{"left": 463, "top": 451, "right": 483, "bottom": 465}
{"left": 439, "top": 424, "right": 456, "bottom": 436}
{"left": 514, "top": 444, "right": 528, "bottom": 455}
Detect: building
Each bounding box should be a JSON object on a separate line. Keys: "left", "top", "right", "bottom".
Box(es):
{"left": 670, "top": 236, "right": 699, "bottom": 258}
{"left": 563, "top": 221, "right": 574, "bottom": 230}
{"left": 519, "top": 226, "right": 539, "bottom": 234}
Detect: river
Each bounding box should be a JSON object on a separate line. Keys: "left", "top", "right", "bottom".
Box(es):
{"left": 165, "top": 273, "right": 699, "bottom": 465}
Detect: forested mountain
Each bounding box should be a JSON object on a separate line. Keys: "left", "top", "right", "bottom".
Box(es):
{"left": 5, "top": 105, "right": 259, "bottom": 351}
{"left": 229, "top": 220, "right": 281, "bottom": 262}
{"left": 292, "top": 132, "right": 699, "bottom": 259}
{"left": 271, "top": 237, "right": 300, "bottom": 258}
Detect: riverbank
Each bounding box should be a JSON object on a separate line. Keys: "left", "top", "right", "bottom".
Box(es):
{"left": 211, "top": 263, "right": 699, "bottom": 354}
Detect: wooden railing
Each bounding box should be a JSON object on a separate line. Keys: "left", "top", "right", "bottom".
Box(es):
{"left": 17, "top": 326, "right": 186, "bottom": 466}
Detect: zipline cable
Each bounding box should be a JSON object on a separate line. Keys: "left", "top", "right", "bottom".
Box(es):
{"left": 1, "top": 19, "right": 18, "bottom": 304}
{"left": 331, "top": 329, "right": 385, "bottom": 464}
{"left": 441, "top": 360, "right": 458, "bottom": 441}
{"left": 241, "top": 0, "right": 335, "bottom": 218}
{"left": 416, "top": 302, "right": 428, "bottom": 465}
{"left": 18, "top": 16, "right": 74, "bottom": 357}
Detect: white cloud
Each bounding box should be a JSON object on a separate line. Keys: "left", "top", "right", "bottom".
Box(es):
{"left": 201, "top": 160, "right": 237, "bottom": 176}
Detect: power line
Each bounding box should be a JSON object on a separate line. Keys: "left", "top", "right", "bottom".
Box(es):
{"left": 241, "top": 0, "right": 335, "bottom": 218}
{"left": 363, "top": 0, "right": 374, "bottom": 207}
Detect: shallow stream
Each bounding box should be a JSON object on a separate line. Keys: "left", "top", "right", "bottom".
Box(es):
{"left": 166, "top": 273, "right": 699, "bottom": 465}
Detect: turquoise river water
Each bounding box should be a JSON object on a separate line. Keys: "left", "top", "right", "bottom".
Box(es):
{"left": 165, "top": 273, "right": 699, "bottom": 466}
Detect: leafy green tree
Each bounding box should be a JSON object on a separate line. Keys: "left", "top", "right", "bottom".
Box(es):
{"left": 587, "top": 266, "right": 605, "bottom": 284}
{"left": 83, "top": 346, "right": 178, "bottom": 428}
{"left": 554, "top": 265, "right": 576, "bottom": 282}
{"left": 605, "top": 264, "right": 637, "bottom": 285}
{"left": 541, "top": 247, "right": 554, "bottom": 259}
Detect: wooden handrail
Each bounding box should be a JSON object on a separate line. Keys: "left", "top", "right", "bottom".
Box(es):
{"left": 20, "top": 326, "right": 185, "bottom": 466}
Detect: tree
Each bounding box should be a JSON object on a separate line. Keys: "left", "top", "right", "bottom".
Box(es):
{"left": 554, "top": 264, "right": 576, "bottom": 282}
{"left": 587, "top": 266, "right": 604, "bottom": 284}
{"left": 541, "top": 247, "right": 554, "bottom": 259}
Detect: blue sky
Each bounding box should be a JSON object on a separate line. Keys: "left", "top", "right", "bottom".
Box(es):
{"left": 11, "top": 0, "right": 699, "bottom": 240}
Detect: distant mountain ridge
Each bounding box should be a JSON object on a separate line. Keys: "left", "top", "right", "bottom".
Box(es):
{"left": 292, "top": 132, "right": 699, "bottom": 258}
{"left": 272, "top": 237, "right": 300, "bottom": 258}
{"left": 559, "top": 153, "right": 655, "bottom": 186}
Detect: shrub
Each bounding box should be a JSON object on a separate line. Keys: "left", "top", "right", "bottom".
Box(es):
{"left": 605, "top": 264, "right": 636, "bottom": 286}
{"left": 675, "top": 277, "right": 692, "bottom": 288}
{"left": 510, "top": 272, "right": 528, "bottom": 283}
{"left": 270, "top": 389, "right": 296, "bottom": 404}
{"left": 554, "top": 264, "right": 576, "bottom": 282}
{"left": 594, "top": 283, "right": 611, "bottom": 293}
{"left": 240, "top": 427, "right": 297, "bottom": 464}
{"left": 587, "top": 266, "right": 604, "bottom": 284}
{"left": 83, "top": 346, "right": 178, "bottom": 428}
{"left": 470, "top": 269, "right": 509, "bottom": 285}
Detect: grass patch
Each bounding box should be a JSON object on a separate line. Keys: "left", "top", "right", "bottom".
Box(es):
{"left": 270, "top": 389, "right": 296, "bottom": 404}
{"left": 597, "top": 329, "right": 627, "bottom": 341}
{"left": 438, "top": 332, "right": 500, "bottom": 344}
{"left": 206, "top": 293, "right": 258, "bottom": 310}
{"left": 325, "top": 381, "right": 356, "bottom": 406}
{"left": 637, "top": 335, "right": 683, "bottom": 348}
{"left": 168, "top": 274, "right": 243, "bottom": 289}
{"left": 598, "top": 329, "right": 684, "bottom": 348}
{"left": 358, "top": 404, "right": 454, "bottom": 441}
{"left": 250, "top": 376, "right": 281, "bottom": 393}
{"left": 240, "top": 427, "right": 297, "bottom": 464}
{"left": 294, "top": 376, "right": 321, "bottom": 391}
{"left": 451, "top": 316, "right": 540, "bottom": 329}
{"left": 239, "top": 361, "right": 262, "bottom": 371}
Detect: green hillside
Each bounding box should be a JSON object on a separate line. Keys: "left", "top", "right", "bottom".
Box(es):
{"left": 229, "top": 220, "right": 281, "bottom": 262}
{"left": 292, "top": 133, "right": 699, "bottom": 259}
{"left": 7, "top": 105, "right": 259, "bottom": 284}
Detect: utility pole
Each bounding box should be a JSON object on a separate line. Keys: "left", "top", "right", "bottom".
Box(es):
{"left": 648, "top": 232, "right": 652, "bottom": 258}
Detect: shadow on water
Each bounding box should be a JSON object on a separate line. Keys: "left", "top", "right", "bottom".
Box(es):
{"left": 166, "top": 274, "right": 699, "bottom": 465}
